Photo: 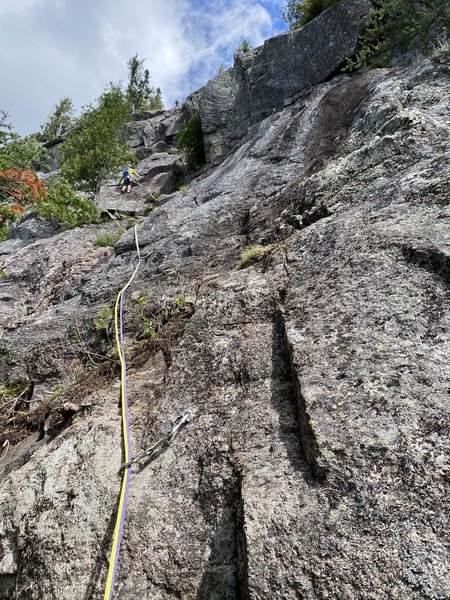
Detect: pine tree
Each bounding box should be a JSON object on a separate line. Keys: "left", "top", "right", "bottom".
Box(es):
{"left": 126, "top": 54, "right": 164, "bottom": 112}
{"left": 38, "top": 97, "right": 75, "bottom": 142}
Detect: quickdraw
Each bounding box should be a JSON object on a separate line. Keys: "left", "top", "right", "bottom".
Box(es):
{"left": 121, "top": 409, "right": 192, "bottom": 469}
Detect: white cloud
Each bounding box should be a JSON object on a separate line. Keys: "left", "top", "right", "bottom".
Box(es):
{"left": 0, "top": 0, "right": 287, "bottom": 134}
{"left": 99, "top": 0, "right": 282, "bottom": 106}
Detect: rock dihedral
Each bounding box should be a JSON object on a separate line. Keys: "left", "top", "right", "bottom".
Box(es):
{"left": 1, "top": 5, "right": 450, "bottom": 600}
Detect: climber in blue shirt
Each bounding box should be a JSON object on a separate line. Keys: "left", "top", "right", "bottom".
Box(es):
{"left": 119, "top": 165, "right": 140, "bottom": 194}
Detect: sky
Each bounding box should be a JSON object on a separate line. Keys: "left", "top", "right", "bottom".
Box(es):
{"left": 0, "top": 0, "right": 288, "bottom": 135}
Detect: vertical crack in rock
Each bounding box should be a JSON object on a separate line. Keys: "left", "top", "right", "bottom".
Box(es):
{"left": 235, "top": 472, "right": 249, "bottom": 600}
{"left": 196, "top": 455, "right": 247, "bottom": 600}
{"left": 273, "top": 305, "right": 326, "bottom": 481}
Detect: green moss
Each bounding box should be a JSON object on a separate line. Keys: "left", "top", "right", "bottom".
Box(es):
{"left": 234, "top": 244, "right": 274, "bottom": 270}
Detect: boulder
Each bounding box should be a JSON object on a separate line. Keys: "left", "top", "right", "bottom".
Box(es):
{"left": 137, "top": 152, "right": 185, "bottom": 182}
{"left": 7, "top": 214, "right": 60, "bottom": 241}
{"left": 96, "top": 180, "right": 150, "bottom": 217}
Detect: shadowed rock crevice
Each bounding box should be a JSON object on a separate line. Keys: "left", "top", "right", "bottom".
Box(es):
{"left": 273, "top": 307, "right": 327, "bottom": 482}
{"left": 401, "top": 245, "right": 450, "bottom": 285}
{"left": 196, "top": 456, "right": 247, "bottom": 600}
{"left": 271, "top": 308, "right": 315, "bottom": 479}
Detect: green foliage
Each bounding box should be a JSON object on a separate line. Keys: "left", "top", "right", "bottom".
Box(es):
{"left": 93, "top": 304, "right": 113, "bottom": 333}
{"left": 281, "top": 0, "right": 339, "bottom": 28}
{"left": 178, "top": 185, "right": 189, "bottom": 196}
{"left": 431, "top": 35, "right": 450, "bottom": 57}
{"left": 169, "top": 295, "right": 186, "bottom": 317}
{"left": 236, "top": 38, "right": 251, "bottom": 52}
{"left": 49, "top": 385, "right": 64, "bottom": 403}
{"left": 36, "top": 174, "right": 99, "bottom": 227}
{"left": 142, "top": 316, "right": 159, "bottom": 339}
{"left": 175, "top": 113, "right": 206, "bottom": 170}
{"left": 37, "top": 97, "right": 75, "bottom": 142}
{"left": 0, "top": 111, "right": 48, "bottom": 171}
{"left": 234, "top": 244, "right": 274, "bottom": 270}
{"left": 0, "top": 267, "right": 8, "bottom": 279}
{"left": 0, "top": 347, "right": 9, "bottom": 358}
{"left": 94, "top": 232, "right": 120, "bottom": 247}
{"left": 126, "top": 54, "right": 164, "bottom": 112}
{"left": 345, "top": 0, "right": 450, "bottom": 70}
{"left": 61, "top": 83, "right": 134, "bottom": 195}
{"left": 133, "top": 293, "right": 189, "bottom": 340}
{"left": 0, "top": 379, "right": 31, "bottom": 412}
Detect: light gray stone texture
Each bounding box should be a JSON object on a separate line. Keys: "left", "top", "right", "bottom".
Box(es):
{"left": 0, "top": 24, "right": 449, "bottom": 600}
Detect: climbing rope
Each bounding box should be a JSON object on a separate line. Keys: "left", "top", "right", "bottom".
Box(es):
{"left": 102, "top": 224, "right": 192, "bottom": 599}
{"left": 103, "top": 225, "right": 141, "bottom": 600}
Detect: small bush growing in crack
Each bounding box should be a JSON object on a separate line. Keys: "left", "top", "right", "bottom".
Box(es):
{"left": 94, "top": 232, "right": 119, "bottom": 247}
{"left": 169, "top": 295, "right": 186, "bottom": 317}
{"left": 0, "top": 379, "right": 32, "bottom": 415}
{"left": 93, "top": 304, "right": 113, "bottom": 337}
{"left": 142, "top": 316, "right": 159, "bottom": 339}
{"left": 132, "top": 293, "right": 191, "bottom": 341}
{"left": 234, "top": 244, "right": 274, "bottom": 270}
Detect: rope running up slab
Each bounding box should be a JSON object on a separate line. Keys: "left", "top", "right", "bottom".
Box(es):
{"left": 103, "top": 225, "right": 141, "bottom": 600}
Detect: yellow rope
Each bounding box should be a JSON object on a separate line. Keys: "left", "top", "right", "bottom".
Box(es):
{"left": 103, "top": 225, "right": 140, "bottom": 600}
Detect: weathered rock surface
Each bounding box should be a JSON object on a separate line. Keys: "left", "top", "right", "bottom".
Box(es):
{"left": 0, "top": 20, "right": 449, "bottom": 600}
{"left": 187, "top": 0, "right": 371, "bottom": 162}
{"left": 96, "top": 147, "right": 187, "bottom": 217}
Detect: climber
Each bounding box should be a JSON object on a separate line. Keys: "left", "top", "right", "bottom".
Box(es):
{"left": 119, "top": 165, "right": 140, "bottom": 194}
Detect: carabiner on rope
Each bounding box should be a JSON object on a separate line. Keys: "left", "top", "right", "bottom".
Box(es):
{"left": 121, "top": 409, "right": 192, "bottom": 470}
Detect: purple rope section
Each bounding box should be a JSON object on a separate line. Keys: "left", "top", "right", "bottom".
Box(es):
{"left": 119, "top": 291, "right": 133, "bottom": 462}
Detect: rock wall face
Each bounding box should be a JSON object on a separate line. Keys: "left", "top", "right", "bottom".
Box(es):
{"left": 0, "top": 20, "right": 449, "bottom": 600}
{"left": 188, "top": 0, "right": 371, "bottom": 163}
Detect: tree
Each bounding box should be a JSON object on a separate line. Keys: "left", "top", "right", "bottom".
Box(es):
{"left": 175, "top": 112, "right": 205, "bottom": 170}
{"left": 345, "top": 0, "right": 450, "bottom": 70}
{"left": 36, "top": 174, "right": 99, "bottom": 227}
{"left": 281, "top": 0, "right": 339, "bottom": 28}
{"left": 126, "top": 54, "right": 164, "bottom": 112}
{"left": 0, "top": 169, "right": 46, "bottom": 213}
{"left": 0, "top": 111, "right": 47, "bottom": 236}
{"left": 61, "top": 83, "right": 134, "bottom": 195}
{"left": 38, "top": 97, "right": 75, "bottom": 142}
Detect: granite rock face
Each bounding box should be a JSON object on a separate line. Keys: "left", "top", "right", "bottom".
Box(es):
{"left": 187, "top": 0, "right": 371, "bottom": 162}
{"left": 0, "top": 23, "right": 449, "bottom": 600}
